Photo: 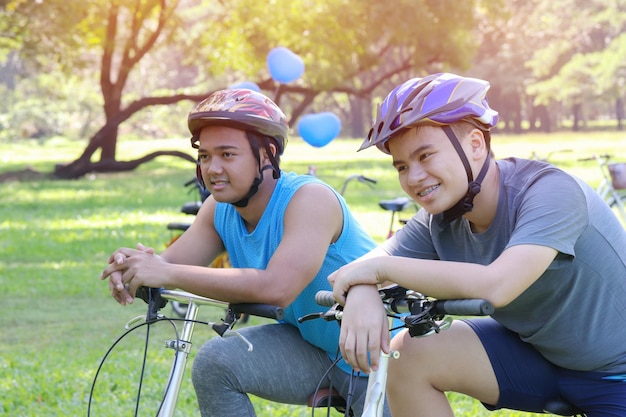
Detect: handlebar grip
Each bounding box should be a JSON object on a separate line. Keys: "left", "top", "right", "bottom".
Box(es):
{"left": 315, "top": 290, "right": 336, "bottom": 307}
{"left": 229, "top": 303, "right": 284, "bottom": 320}
{"left": 361, "top": 176, "right": 378, "bottom": 184}
{"left": 431, "top": 299, "right": 494, "bottom": 316}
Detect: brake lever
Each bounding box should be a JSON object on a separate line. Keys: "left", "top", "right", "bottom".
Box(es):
{"left": 135, "top": 287, "right": 168, "bottom": 323}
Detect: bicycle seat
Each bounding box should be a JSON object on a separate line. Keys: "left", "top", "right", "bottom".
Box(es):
{"left": 181, "top": 201, "right": 202, "bottom": 215}
{"left": 308, "top": 387, "right": 351, "bottom": 415}
{"left": 379, "top": 196, "right": 412, "bottom": 212}
{"left": 167, "top": 222, "right": 190, "bottom": 232}
{"left": 543, "top": 398, "right": 585, "bottom": 416}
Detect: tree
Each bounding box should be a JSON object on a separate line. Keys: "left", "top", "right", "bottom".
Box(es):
{"left": 54, "top": 0, "right": 203, "bottom": 178}
{"left": 213, "top": 0, "right": 484, "bottom": 133}
{"left": 524, "top": 0, "right": 626, "bottom": 131}
{"left": 3, "top": 0, "right": 488, "bottom": 179}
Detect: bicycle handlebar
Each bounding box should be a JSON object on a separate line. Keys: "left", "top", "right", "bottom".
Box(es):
{"left": 314, "top": 290, "right": 337, "bottom": 307}
{"left": 430, "top": 299, "right": 494, "bottom": 316}
{"left": 158, "top": 288, "right": 284, "bottom": 320}
{"left": 230, "top": 302, "right": 285, "bottom": 320}
{"left": 311, "top": 286, "right": 494, "bottom": 338}
{"left": 339, "top": 174, "right": 378, "bottom": 195}
{"left": 314, "top": 289, "right": 493, "bottom": 317}
{"left": 136, "top": 287, "right": 284, "bottom": 321}
{"left": 578, "top": 153, "right": 612, "bottom": 162}
{"left": 359, "top": 175, "right": 377, "bottom": 184}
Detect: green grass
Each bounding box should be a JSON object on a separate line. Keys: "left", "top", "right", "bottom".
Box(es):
{"left": 0, "top": 131, "right": 624, "bottom": 416}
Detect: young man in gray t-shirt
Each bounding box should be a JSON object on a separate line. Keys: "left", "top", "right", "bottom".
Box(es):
{"left": 328, "top": 73, "right": 626, "bottom": 416}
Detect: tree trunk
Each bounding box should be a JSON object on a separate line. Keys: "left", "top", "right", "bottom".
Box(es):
{"left": 536, "top": 105, "right": 551, "bottom": 133}
{"left": 572, "top": 102, "right": 582, "bottom": 132}
{"left": 349, "top": 95, "right": 368, "bottom": 138}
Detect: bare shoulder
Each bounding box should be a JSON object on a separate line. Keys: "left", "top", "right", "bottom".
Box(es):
{"left": 195, "top": 194, "right": 218, "bottom": 220}
{"left": 284, "top": 182, "right": 343, "bottom": 243}
{"left": 290, "top": 181, "right": 342, "bottom": 210}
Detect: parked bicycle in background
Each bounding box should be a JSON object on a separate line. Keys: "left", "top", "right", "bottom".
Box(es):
{"left": 528, "top": 150, "right": 625, "bottom": 226}
{"left": 578, "top": 154, "right": 626, "bottom": 224}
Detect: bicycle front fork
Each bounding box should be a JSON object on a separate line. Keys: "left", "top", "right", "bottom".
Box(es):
{"left": 361, "top": 349, "right": 400, "bottom": 417}
{"left": 158, "top": 301, "right": 200, "bottom": 417}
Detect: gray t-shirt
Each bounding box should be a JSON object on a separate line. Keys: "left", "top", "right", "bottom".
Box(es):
{"left": 383, "top": 157, "right": 626, "bottom": 373}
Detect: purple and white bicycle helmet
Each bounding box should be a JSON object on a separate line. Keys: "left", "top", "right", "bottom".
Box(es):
{"left": 360, "top": 73, "right": 499, "bottom": 154}
{"left": 361, "top": 73, "right": 499, "bottom": 225}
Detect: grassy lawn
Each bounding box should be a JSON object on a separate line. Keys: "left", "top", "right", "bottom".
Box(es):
{"left": 0, "top": 131, "right": 624, "bottom": 416}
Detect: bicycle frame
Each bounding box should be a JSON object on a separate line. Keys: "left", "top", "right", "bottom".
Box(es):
{"left": 586, "top": 154, "right": 626, "bottom": 224}
{"left": 156, "top": 290, "right": 213, "bottom": 417}
{"left": 360, "top": 320, "right": 400, "bottom": 417}
{"left": 125, "top": 288, "right": 283, "bottom": 417}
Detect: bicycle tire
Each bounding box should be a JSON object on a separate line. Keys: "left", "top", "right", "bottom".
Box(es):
{"left": 171, "top": 301, "right": 189, "bottom": 318}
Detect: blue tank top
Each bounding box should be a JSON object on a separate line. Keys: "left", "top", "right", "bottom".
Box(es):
{"left": 214, "top": 171, "right": 376, "bottom": 372}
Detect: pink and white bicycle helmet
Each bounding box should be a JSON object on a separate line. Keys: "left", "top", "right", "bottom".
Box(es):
{"left": 188, "top": 88, "right": 289, "bottom": 207}
{"left": 188, "top": 88, "right": 288, "bottom": 154}
{"left": 360, "top": 73, "right": 499, "bottom": 154}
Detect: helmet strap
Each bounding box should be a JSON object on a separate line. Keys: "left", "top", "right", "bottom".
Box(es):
{"left": 233, "top": 134, "right": 280, "bottom": 207}
{"left": 232, "top": 165, "right": 274, "bottom": 208}
{"left": 440, "top": 125, "right": 490, "bottom": 226}
{"left": 263, "top": 141, "right": 281, "bottom": 180}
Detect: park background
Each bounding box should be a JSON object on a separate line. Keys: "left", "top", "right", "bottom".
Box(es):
{"left": 1, "top": 0, "right": 626, "bottom": 416}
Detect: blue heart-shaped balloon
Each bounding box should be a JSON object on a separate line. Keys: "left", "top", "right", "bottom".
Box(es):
{"left": 297, "top": 112, "right": 342, "bottom": 148}
{"left": 267, "top": 47, "right": 305, "bottom": 84}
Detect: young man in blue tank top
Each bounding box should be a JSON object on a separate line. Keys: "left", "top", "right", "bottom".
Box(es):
{"left": 328, "top": 73, "right": 626, "bottom": 417}
{"left": 101, "top": 89, "right": 390, "bottom": 416}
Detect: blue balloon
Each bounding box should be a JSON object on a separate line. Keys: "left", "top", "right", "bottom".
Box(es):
{"left": 297, "top": 112, "right": 342, "bottom": 148}
{"left": 227, "top": 81, "right": 261, "bottom": 92}
{"left": 267, "top": 47, "right": 305, "bottom": 84}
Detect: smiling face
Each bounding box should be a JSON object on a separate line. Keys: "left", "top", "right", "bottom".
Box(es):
{"left": 388, "top": 125, "right": 475, "bottom": 215}
{"left": 196, "top": 125, "right": 262, "bottom": 204}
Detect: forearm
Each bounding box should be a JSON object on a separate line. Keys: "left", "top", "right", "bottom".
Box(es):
{"left": 372, "top": 256, "right": 496, "bottom": 302}
{"left": 161, "top": 263, "right": 297, "bottom": 307}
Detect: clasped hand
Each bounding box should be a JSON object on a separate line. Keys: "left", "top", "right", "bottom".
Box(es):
{"left": 100, "top": 243, "right": 167, "bottom": 306}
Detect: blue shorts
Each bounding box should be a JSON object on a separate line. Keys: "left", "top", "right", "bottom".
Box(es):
{"left": 464, "top": 318, "right": 626, "bottom": 417}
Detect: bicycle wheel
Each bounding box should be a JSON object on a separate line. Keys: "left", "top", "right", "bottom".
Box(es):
{"left": 171, "top": 301, "right": 189, "bottom": 318}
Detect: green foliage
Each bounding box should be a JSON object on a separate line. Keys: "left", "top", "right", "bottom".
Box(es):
{"left": 1, "top": 133, "right": 624, "bottom": 416}
{"left": 3, "top": 0, "right": 626, "bottom": 148}
{"left": 525, "top": 0, "right": 626, "bottom": 103}
{"left": 1, "top": 0, "right": 94, "bottom": 72}
{"left": 0, "top": 73, "right": 103, "bottom": 142}
{"left": 210, "top": 0, "right": 481, "bottom": 89}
